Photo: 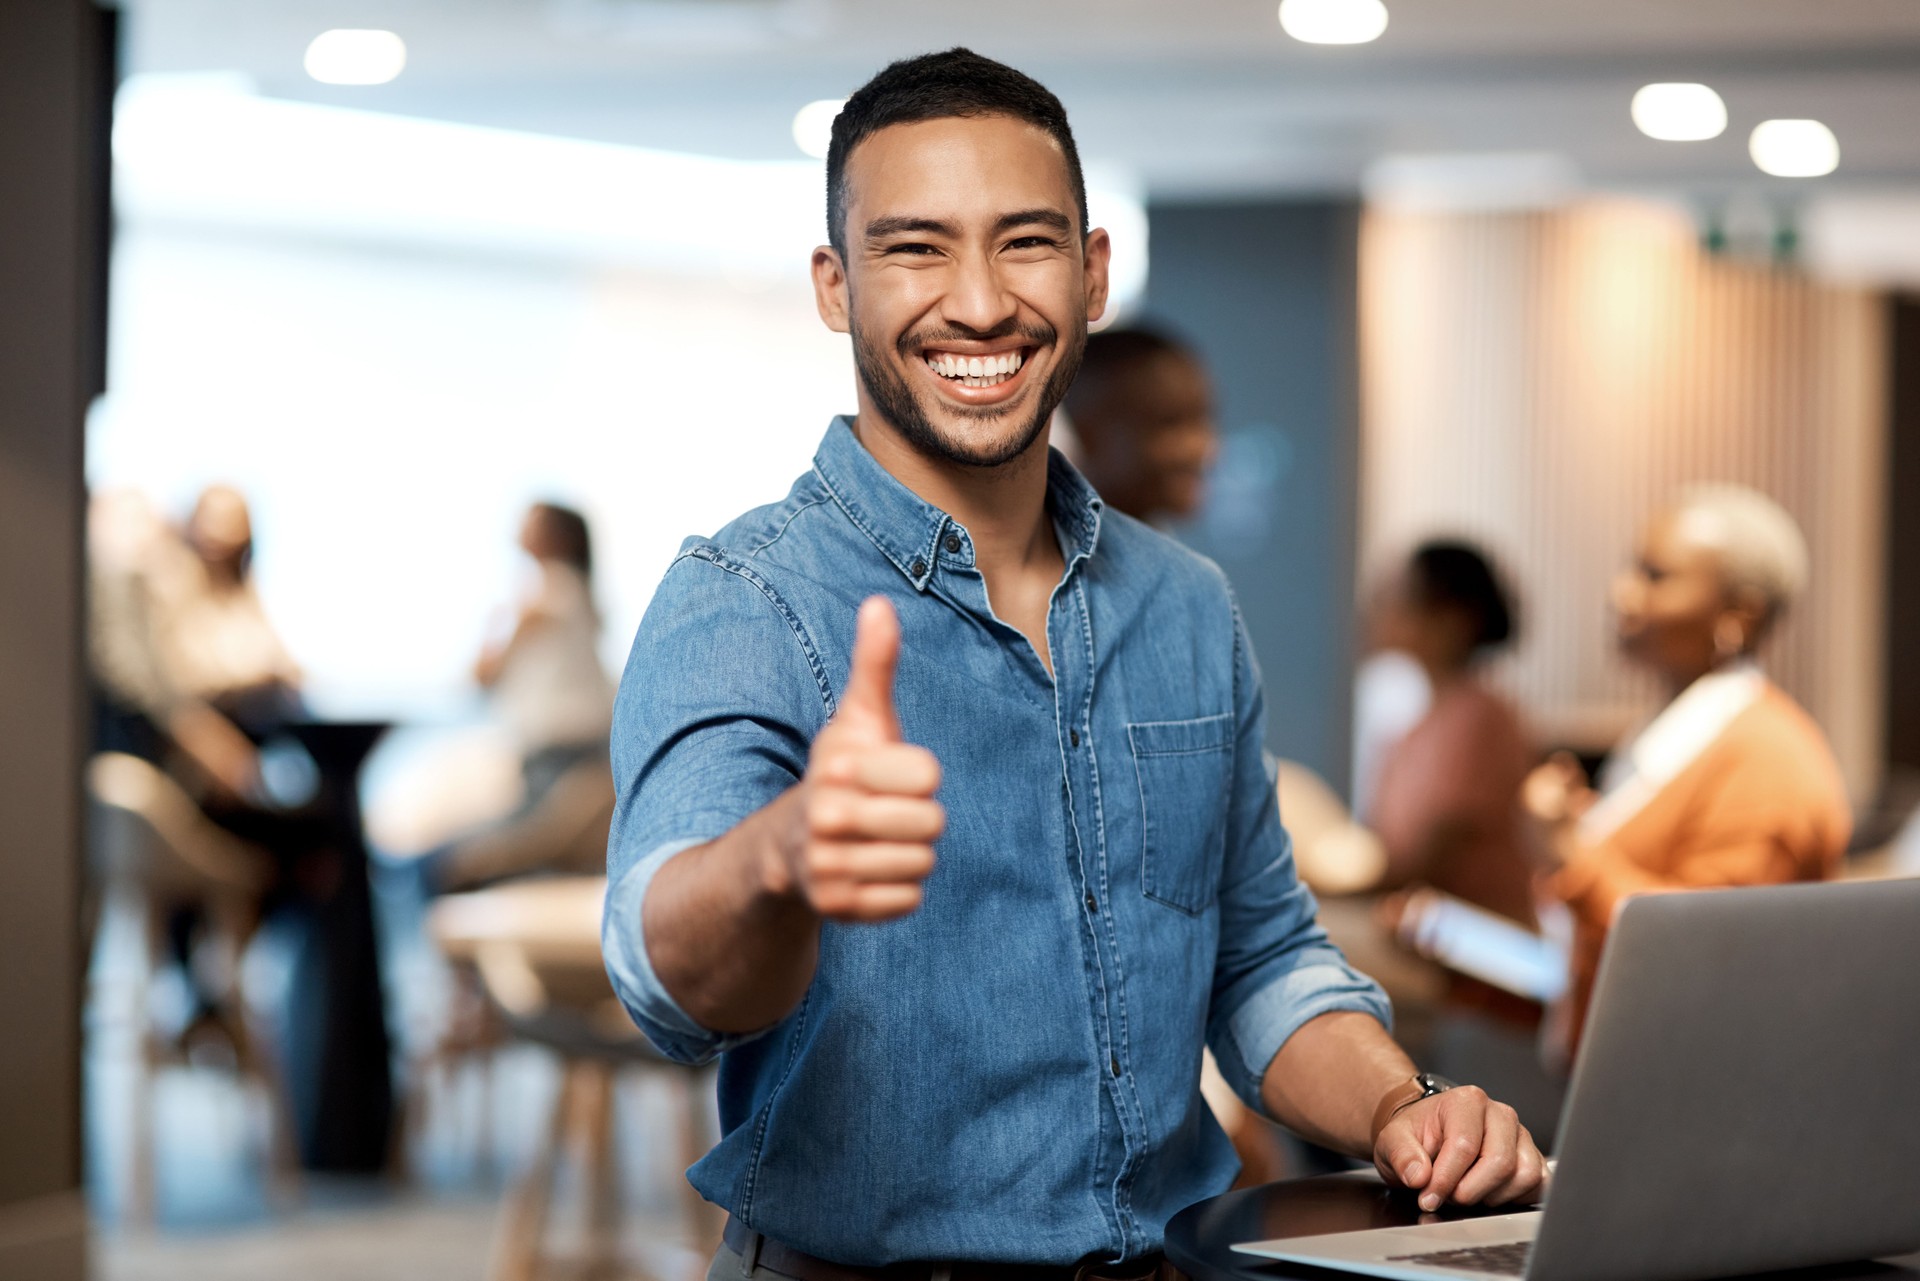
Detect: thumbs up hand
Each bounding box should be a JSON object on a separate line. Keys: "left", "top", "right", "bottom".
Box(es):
{"left": 779, "top": 597, "right": 944, "bottom": 922}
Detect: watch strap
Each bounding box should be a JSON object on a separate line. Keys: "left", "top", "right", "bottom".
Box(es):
{"left": 1369, "top": 1075, "right": 1429, "bottom": 1146}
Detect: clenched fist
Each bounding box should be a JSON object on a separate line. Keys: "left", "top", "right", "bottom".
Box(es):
{"left": 774, "top": 596, "right": 945, "bottom": 922}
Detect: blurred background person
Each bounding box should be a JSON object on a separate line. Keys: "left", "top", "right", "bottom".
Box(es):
{"left": 156, "top": 484, "right": 305, "bottom": 737}
{"left": 89, "top": 489, "right": 264, "bottom": 806}
{"left": 1525, "top": 485, "right": 1851, "bottom": 1063}
{"left": 421, "top": 502, "right": 616, "bottom": 893}
{"left": 1361, "top": 541, "right": 1562, "bottom": 1140}
{"left": 1367, "top": 541, "right": 1534, "bottom": 931}
{"left": 1060, "top": 325, "right": 1218, "bottom": 526}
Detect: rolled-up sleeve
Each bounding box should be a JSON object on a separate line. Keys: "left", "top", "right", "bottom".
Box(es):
{"left": 1205, "top": 594, "right": 1391, "bottom": 1114}
{"left": 600, "top": 545, "right": 830, "bottom": 1063}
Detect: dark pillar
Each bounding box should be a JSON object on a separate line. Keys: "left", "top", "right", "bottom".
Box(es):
{"left": 0, "top": 0, "right": 113, "bottom": 1274}
{"left": 1888, "top": 296, "right": 1920, "bottom": 775}
{"left": 1144, "top": 200, "right": 1363, "bottom": 796}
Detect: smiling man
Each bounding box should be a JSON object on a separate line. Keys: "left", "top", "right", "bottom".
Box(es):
{"left": 602, "top": 48, "right": 1545, "bottom": 1280}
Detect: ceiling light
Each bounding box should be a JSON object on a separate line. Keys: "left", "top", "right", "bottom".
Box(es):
{"left": 1749, "top": 119, "right": 1839, "bottom": 178}
{"left": 1630, "top": 83, "right": 1726, "bottom": 142}
{"left": 304, "top": 29, "right": 407, "bottom": 86}
{"left": 1278, "top": 0, "right": 1388, "bottom": 45}
{"left": 791, "top": 99, "right": 845, "bottom": 160}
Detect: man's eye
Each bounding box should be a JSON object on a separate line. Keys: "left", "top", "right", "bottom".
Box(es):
{"left": 886, "top": 242, "right": 940, "bottom": 256}
{"left": 1006, "top": 236, "right": 1058, "bottom": 250}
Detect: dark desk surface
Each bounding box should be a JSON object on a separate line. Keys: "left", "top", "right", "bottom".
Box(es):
{"left": 1166, "top": 1171, "right": 1920, "bottom": 1281}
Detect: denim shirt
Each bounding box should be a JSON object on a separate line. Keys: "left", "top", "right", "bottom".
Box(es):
{"left": 603, "top": 417, "right": 1388, "bottom": 1266}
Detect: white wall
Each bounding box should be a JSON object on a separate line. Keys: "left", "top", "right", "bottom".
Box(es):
{"left": 91, "top": 223, "right": 853, "bottom": 718}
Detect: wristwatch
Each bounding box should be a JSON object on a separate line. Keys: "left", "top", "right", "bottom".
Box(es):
{"left": 1369, "top": 1071, "right": 1458, "bottom": 1144}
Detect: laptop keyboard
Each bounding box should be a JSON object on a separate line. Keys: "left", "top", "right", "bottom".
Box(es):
{"left": 1386, "top": 1241, "right": 1534, "bottom": 1275}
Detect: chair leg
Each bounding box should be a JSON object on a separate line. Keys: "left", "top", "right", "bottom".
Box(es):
{"left": 675, "top": 1068, "right": 719, "bottom": 1258}
{"left": 127, "top": 1033, "right": 160, "bottom": 1230}
{"left": 488, "top": 1060, "right": 574, "bottom": 1281}
{"left": 577, "top": 1061, "right": 623, "bottom": 1279}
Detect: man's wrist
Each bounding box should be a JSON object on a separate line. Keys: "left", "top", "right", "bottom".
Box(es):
{"left": 752, "top": 786, "right": 809, "bottom": 903}
{"left": 1369, "top": 1071, "right": 1456, "bottom": 1146}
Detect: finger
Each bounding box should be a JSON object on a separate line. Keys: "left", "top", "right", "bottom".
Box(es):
{"left": 1484, "top": 1140, "right": 1550, "bottom": 1206}
{"left": 1419, "top": 1089, "right": 1488, "bottom": 1211}
{"left": 805, "top": 840, "right": 938, "bottom": 886}
{"left": 813, "top": 879, "right": 925, "bottom": 922}
{"left": 840, "top": 596, "right": 901, "bottom": 738}
{"left": 808, "top": 791, "right": 946, "bottom": 842}
{"left": 1450, "top": 1102, "right": 1521, "bottom": 1205}
{"left": 817, "top": 742, "right": 941, "bottom": 796}
{"left": 1374, "top": 1123, "right": 1432, "bottom": 1191}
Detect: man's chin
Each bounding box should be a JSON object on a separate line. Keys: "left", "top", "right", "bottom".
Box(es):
{"left": 878, "top": 386, "right": 1049, "bottom": 470}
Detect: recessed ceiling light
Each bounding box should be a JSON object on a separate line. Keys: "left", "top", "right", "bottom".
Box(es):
{"left": 1630, "top": 83, "right": 1727, "bottom": 142}
{"left": 1278, "top": 0, "right": 1388, "bottom": 46}
{"left": 1749, "top": 119, "right": 1839, "bottom": 178}
{"left": 304, "top": 29, "right": 407, "bottom": 86}
{"left": 791, "top": 99, "right": 844, "bottom": 160}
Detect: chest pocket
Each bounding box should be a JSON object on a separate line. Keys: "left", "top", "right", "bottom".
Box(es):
{"left": 1128, "top": 713, "right": 1234, "bottom": 915}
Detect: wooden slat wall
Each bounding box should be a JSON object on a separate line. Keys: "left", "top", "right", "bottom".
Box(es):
{"left": 1359, "top": 199, "right": 1888, "bottom": 801}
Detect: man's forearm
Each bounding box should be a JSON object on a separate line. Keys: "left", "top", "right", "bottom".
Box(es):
{"left": 639, "top": 787, "right": 822, "bottom": 1034}
{"left": 1258, "top": 1010, "right": 1417, "bottom": 1157}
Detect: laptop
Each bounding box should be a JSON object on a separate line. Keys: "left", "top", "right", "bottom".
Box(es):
{"left": 1234, "top": 877, "right": 1920, "bottom": 1281}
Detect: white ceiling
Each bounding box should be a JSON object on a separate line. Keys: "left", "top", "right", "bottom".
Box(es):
{"left": 124, "top": 0, "right": 1920, "bottom": 203}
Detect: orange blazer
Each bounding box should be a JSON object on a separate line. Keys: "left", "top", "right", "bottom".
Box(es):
{"left": 1550, "top": 684, "right": 1851, "bottom": 1054}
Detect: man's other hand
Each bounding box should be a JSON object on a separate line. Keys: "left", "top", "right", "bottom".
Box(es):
{"left": 777, "top": 596, "right": 944, "bottom": 922}
{"left": 1374, "top": 1085, "right": 1549, "bottom": 1211}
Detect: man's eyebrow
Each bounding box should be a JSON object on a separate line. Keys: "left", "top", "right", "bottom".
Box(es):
{"left": 864, "top": 215, "right": 960, "bottom": 242}
{"left": 993, "top": 208, "right": 1074, "bottom": 236}
{"left": 861, "top": 209, "right": 1076, "bottom": 243}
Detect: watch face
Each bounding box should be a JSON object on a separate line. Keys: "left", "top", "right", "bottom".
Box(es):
{"left": 1417, "top": 1071, "right": 1459, "bottom": 1096}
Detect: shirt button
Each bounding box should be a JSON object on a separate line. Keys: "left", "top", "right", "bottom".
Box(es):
{"left": 1110, "top": 1054, "right": 1122, "bottom": 1077}
{"left": 943, "top": 533, "right": 962, "bottom": 554}
{"left": 910, "top": 558, "right": 927, "bottom": 577}
{"left": 1070, "top": 729, "right": 1080, "bottom": 747}
{"left": 1085, "top": 892, "right": 1097, "bottom": 913}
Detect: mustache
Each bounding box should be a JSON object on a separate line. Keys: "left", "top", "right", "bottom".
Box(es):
{"left": 896, "top": 320, "right": 1056, "bottom": 356}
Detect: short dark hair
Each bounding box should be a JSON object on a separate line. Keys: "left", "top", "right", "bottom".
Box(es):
{"left": 826, "top": 47, "right": 1088, "bottom": 256}
{"left": 1408, "top": 540, "right": 1517, "bottom": 654}
{"left": 1075, "top": 325, "right": 1192, "bottom": 383}
{"left": 1063, "top": 324, "right": 1196, "bottom": 420}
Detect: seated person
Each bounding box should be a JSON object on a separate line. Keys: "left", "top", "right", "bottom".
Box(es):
{"left": 429, "top": 502, "right": 615, "bottom": 893}
{"left": 1526, "top": 485, "right": 1851, "bottom": 1060}
{"left": 1367, "top": 541, "right": 1535, "bottom": 936}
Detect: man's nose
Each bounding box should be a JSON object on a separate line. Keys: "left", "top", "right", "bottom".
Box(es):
{"left": 941, "top": 247, "right": 1017, "bottom": 334}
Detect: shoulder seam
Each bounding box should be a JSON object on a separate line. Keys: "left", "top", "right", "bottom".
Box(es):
{"left": 679, "top": 544, "right": 838, "bottom": 718}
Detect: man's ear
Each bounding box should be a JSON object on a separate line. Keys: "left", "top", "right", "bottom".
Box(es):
{"left": 1082, "top": 226, "right": 1113, "bottom": 327}
{"left": 812, "top": 245, "right": 851, "bottom": 334}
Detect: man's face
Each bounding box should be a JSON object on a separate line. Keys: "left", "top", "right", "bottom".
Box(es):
{"left": 813, "top": 114, "right": 1110, "bottom": 468}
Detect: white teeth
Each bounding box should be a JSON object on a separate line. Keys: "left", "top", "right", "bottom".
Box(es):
{"left": 925, "top": 350, "right": 1026, "bottom": 385}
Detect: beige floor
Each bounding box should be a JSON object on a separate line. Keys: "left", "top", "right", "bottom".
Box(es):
{"left": 94, "top": 1194, "right": 709, "bottom": 1281}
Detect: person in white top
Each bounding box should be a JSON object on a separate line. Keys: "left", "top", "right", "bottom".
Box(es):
{"left": 477, "top": 504, "right": 615, "bottom": 780}
{"left": 154, "top": 485, "right": 305, "bottom": 734}
{"left": 431, "top": 503, "right": 617, "bottom": 892}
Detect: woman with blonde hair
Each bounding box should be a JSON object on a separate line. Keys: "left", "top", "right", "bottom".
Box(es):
{"left": 1527, "top": 485, "right": 1851, "bottom": 1058}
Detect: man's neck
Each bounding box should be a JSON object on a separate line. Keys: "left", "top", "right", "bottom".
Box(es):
{"left": 850, "top": 411, "right": 1061, "bottom": 581}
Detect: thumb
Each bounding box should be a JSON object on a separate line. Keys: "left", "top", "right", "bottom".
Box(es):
{"left": 1380, "top": 1128, "right": 1431, "bottom": 1189}
{"left": 840, "top": 596, "right": 901, "bottom": 738}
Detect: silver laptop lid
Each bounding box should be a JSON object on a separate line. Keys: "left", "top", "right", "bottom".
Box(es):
{"left": 1533, "top": 878, "right": 1920, "bottom": 1281}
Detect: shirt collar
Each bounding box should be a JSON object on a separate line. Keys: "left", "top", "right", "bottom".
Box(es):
{"left": 811, "top": 415, "right": 1104, "bottom": 591}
